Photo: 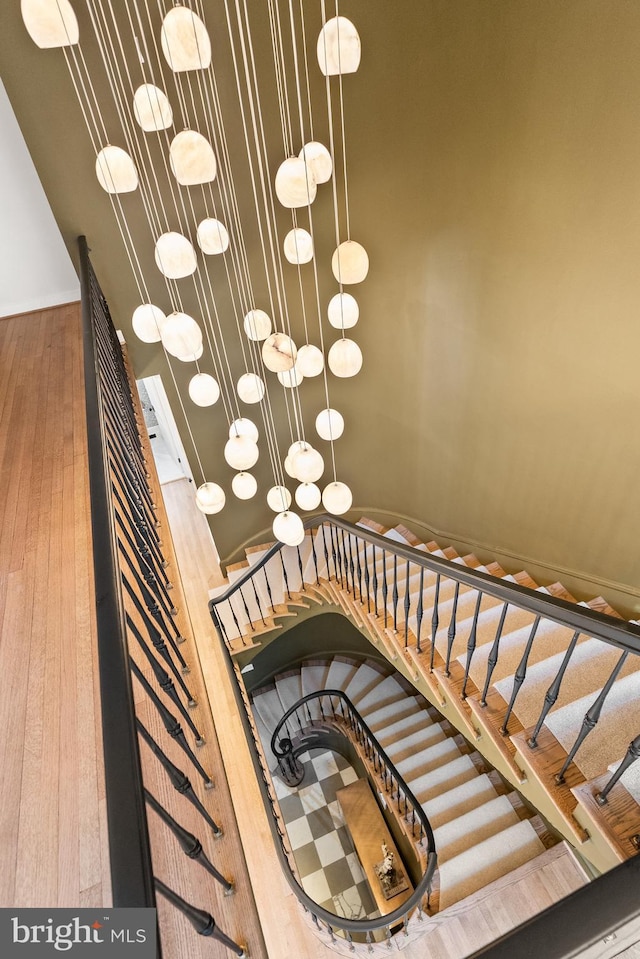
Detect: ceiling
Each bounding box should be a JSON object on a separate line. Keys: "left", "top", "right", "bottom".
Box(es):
{"left": 1, "top": 1, "right": 639, "bottom": 607}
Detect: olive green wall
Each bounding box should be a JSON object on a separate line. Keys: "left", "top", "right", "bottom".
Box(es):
{"left": 2, "top": 2, "right": 638, "bottom": 608}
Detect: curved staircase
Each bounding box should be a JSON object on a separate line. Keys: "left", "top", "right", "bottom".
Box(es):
{"left": 251, "top": 655, "right": 558, "bottom": 913}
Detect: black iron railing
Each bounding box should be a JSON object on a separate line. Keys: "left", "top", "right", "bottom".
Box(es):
{"left": 270, "top": 689, "right": 437, "bottom": 855}
{"left": 80, "top": 238, "right": 244, "bottom": 957}
{"left": 210, "top": 516, "right": 640, "bottom": 955}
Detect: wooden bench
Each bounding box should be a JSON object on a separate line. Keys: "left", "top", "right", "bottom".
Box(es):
{"left": 336, "top": 779, "right": 414, "bottom": 917}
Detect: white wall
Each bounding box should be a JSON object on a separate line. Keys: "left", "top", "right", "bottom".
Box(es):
{"left": 0, "top": 80, "right": 79, "bottom": 317}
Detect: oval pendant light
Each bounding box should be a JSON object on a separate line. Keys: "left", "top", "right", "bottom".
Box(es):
{"left": 229, "top": 418, "right": 259, "bottom": 443}
{"left": 161, "top": 6, "right": 212, "bottom": 72}
{"left": 299, "top": 142, "right": 332, "bottom": 184}
{"left": 224, "top": 436, "right": 259, "bottom": 471}
{"left": 277, "top": 366, "right": 304, "bottom": 388}
{"left": 328, "top": 292, "right": 359, "bottom": 329}
{"left": 315, "top": 408, "right": 345, "bottom": 442}
{"left": 317, "top": 16, "right": 361, "bottom": 76}
{"left": 273, "top": 511, "right": 305, "bottom": 547}
{"left": 195, "top": 482, "right": 225, "bottom": 514}
{"left": 232, "top": 472, "right": 258, "bottom": 500}
{"left": 132, "top": 303, "right": 166, "bottom": 343}
{"left": 331, "top": 240, "right": 369, "bottom": 284}
{"left": 243, "top": 309, "right": 272, "bottom": 342}
{"left": 237, "top": 373, "right": 265, "bottom": 404}
{"left": 296, "top": 344, "right": 324, "bottom": 378}
{"left": 262, "top": 332, "right": 297, "bottom": 372}
{"left": 275, "top": 157, "right": 317, "bottom": 208}
{"left": 188, "top": 372, "right": 219, "bottom": 407}
{"left": 295, "top": 483, "right": 322, "bottom": 511}
{"left": 283, "top": 228, "right": 314, "bottom": 264}
{"left": 154, "top": 231, "right": 197, "bottom": 279}
{"left": 322, "top": 481, "right": 353, "bottom": 515}
{"left": 21, "top": 0, "right": 79, "bottom": 48}
{"left": 197, "top": 218, "right": 229, "bottom": 255}
{"left": 160, "top": 312, "right": 202, "bottom": 359}
{"left": 170, "top": 130, "right": 216, "bottom": 185}
{"left": 328, "top": 338, "right": 363, "bottom": 378}
{"left": 95, "top": 146, "right": 138, "bottom": 194}
{"left": 267, "top": 485, "right": 292, "bottom": 512}
{"left": 133, "top": 84, "right": 173, "bottom": 131}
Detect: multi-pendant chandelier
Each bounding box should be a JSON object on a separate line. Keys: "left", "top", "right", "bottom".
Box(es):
{"left": 21, "top": 0, "right": 367, "bottom": 547}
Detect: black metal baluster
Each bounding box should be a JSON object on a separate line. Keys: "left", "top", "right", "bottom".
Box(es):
{"left": 556, "top": 652, "right": 629, "bottom": 784}
{"left": 355, "top": 534, "right": 363, "bottom": 603}
{"left": 501, "top": 615, "right": 541, "bottom": 734}
{"left": 363, "top": 541, "right": 371, "bottom": 613}
{"left": 126, "top": 615, "right": 202, "bottom": 742}
{"left": 310, "top": 531, "right": 320, "bottom": 584}
{"left": 137, "top": 720, "right": 219, "bottom": 823}
{"left": 321, "top": 524, "right": 330, "bottom": 581}
{"left": 280, "top": 551, "right": 292, "bottom": 601}
{"left": 429, "top": 574, "right": 441, "bottom": 671}
{"left": 296, "top": 543, "right": 305, "bottom": 590}
{"left": 403, "top": 560, "right": 411, "bottom": 647}
{"left": 263, "top": 565, "right": 274, "bottom": 611}
{"left": 461, "top": 590, "right": 483, "bottom": 698}
{"left": 154, "top": 880, "right": 246, "bottom": 956}
{"left": 123, "top": 580, "right": 192, "bottom": 698}
{"left": 444, "top": 581, "right": 460, "bottom": 676}
{"left": 130, "top": 659, "right": 213, "bottom": 787}
{"left": 480, "top": 603, "right": 509, "bottom": 705}
{"left": 227, "top": 595, "right": 245, "bottom": 646}
{"left": 145, "top": 792, "right": 231, "bottom": 891}
{"left": 347, "top": 533, "right": 356, "bottom": 597}
{"left": 372, "top": 545, "right": 379, "bottom": 617}
{"left": 392, "top": 554, "right": 399, "bottom": 631}
{"left": 597, "top": 734, "right": 640, "bottom": 805}
{"left": 250, "top": 577, "right": 266, "bottom": 626}
{"left": 238, "top": 585, "right": 255, "bottom": 632}
{"left": 415, "top": 567, "right": 424, "bottom": 654}
{"left": 528, "top": 630, "right": 580, "bottom": 747}
{"left": 329, "top": 524, "right": 340, "bottom": 584}
{"left": 382, "top": 549, "right": 389, "bottom": 627}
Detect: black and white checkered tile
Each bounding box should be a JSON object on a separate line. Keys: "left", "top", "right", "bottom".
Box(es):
{"left": 273, "top": 749, "right": 379, "bottom": 919}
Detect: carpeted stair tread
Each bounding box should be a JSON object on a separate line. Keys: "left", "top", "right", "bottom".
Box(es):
{"left": 493, "top": 636, "right": 640, "bottom": 730}
{"left": 433, "top": 794, "right": 522, "bottom": 861}
{"left": 366, "top": 696, "right": 425, "bottom": 735}
{"left": 411, "top": 754, "right": 479, "bottom": 804}
{"left": 275, "top": 673, "right": 304, "bottom": 714}
{"left": 422, "top": 774, "right": 501, "bottom": 830}
{"left": 438, "top": 819, "right": 545, "bottom": 910}
{"left": 384, "top": 723, "right": 447, "bottom": 762}
{"left": 343, "top": 663, "right": 386, "bottom": 705}
{"left": 396, "top": 737, "right": 462, "bottom": 780}
{"left": 252, "top": 686, "right": 286, "bottom": 734}
{"left": 301, "top": 663, "right": 330, "bottom": 697}
{"left": 545, "top": 669, "right": 640, "bottom": 781}
{"left": 608, "top": 758, "right": 640, "bottom": 804}
{"left": 325, "top": 659, "right": 360, "bottom": 692}
{"left": 356, "top": 675, "right": 406, "bottom": 714}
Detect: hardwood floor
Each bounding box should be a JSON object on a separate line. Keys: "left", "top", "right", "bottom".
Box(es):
{"left": 0, "top": 303, "right": 110, "bottom": 908}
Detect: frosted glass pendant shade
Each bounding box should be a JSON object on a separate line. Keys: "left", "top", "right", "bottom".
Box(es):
{"left": 288, "top": 441, "right": 308, "bottom": 458}
{"left": 275, "top": 157, "right": 317, "bottom": 208}
{"left": 197, "top": 218, "right": 229, "bottom": 254}
{"left": 322, "top": 481, "right": 352, "bottom": 515}
{"left": 267, "top": 485, "right": 292, "bottom": 512}
{"left": 277, "top": 367, "right": 304, "bottom": 388}
{"left": 295, "top": 482, "right": 321, "bottom": 511}
{"left": 283, "top": 228, "right": 313, "bottom": 264}
{"left": 262, "top": 333, "right": 297, "bottom": 372}
{"left": 188, "top": 372, "right": 219, "bottom": 406}
{"left": 196, "top": 482, "right": 225, "bottom": 514}
{"left": 237, "top": 373, "right": 265, "bottom": 404}
{"left": 273, "top": 510, "right": 305, "bottom": 547}
{"left": 224, "top": 435, "right": 259, "bottom": 470}
{"left": 21, "top": 0, "right": 79, "bottom": 48}
{"left": 232, "top": 472, "right": 257, "bottom": 500}
{"left": 328, "top": 292, "right": 359, "bottom": 329}
{"left": 331, "top": 240, "right": 369, "bottom": 284}
{"left": 317, "top": 17, "right": 361, "bottom": 76}
{"left": 161, "top": 312, "right": 202, "bottom": 358}
{"left": 315, "top": 408, "right": 345, "bottom": 441}
{"left": 229, "top": 418, "right": 259, "bottom": 443}
{"left": 154, "top": 232, "right": 197, "bottom": 278}
{"left": 299, "top": 142, "right": 332, "bottom": 184}
{"left": 296, "top": 344, "right": 324, "bottom": 377}
{"left": 95, "top": 146, "right": 138, "bottom": 194}
{"left": 291, "top": 447, "right": 324, "bottom": 483}
{"left": 132, "top": 303, "right": 166, "bottom": 343}
{"left": 133, "top": 84, "right": 173, "bottom": 131}
{"left": 328, "top": 338, "right": 363, "bottom": 377}
{"left": 161, "top": 6, "right": 211, "bottom": 72}
{"left": 243, "top": 309, "right": 272, "bottom": 341}
{"left": 170, "top": 130, "right": 216, "bottom": 185}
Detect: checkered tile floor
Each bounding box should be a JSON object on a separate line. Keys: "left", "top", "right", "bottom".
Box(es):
{"left": 273, "top": 749, "right": 379, "bottom": 919}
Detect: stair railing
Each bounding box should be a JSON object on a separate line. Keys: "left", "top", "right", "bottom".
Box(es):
{"left": 210, "top": 518, "right": 640, "bottom": 803}
{"left": 81, "top": 238, "right": 244, "bottom": 957}
{"left": 270, "top": 689, "right": 437, "bottom": 856}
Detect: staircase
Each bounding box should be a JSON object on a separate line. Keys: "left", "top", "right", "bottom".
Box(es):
{"left": 209, "top": 517, "right": 640, "bottom": 904}
{"left": 251, "top": 655, "right": 557, "bottom": 913}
